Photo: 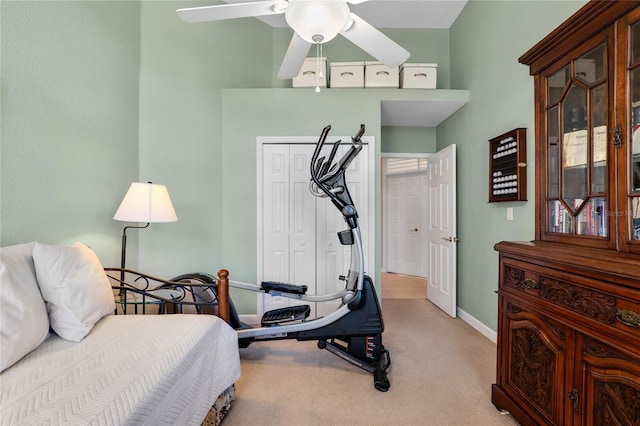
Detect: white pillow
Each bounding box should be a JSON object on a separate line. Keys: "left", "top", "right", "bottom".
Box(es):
{"left": 0, "top": 242, "right": 51, "bottom": 372}
{"left": 33, "top": 242, "right": 115, "bottom": 342}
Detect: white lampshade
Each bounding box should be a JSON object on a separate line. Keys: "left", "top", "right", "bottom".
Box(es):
{"left": 113, "top": 182, "right": 178, "bottom": 223}
{"left": 285, "top": 0, "right": 350, "bottom": 44}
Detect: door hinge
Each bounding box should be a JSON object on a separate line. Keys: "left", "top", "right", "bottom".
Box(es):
{"left": 567, "top": 389, "right": 580, "bottom": 412}
{"left": 610, "top": 127, "right": 622, "bottom": 148}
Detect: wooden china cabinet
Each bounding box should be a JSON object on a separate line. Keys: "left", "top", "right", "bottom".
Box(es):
{"left": 492, "top": 2, "right": 640, "bottom": 425}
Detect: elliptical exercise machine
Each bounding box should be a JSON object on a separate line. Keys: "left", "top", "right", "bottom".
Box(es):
{"left": 178, "top": 125, "right": 390, "bottom": 391}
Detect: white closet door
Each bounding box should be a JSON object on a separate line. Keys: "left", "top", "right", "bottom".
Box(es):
{"left": 315, "top": 177, "right": 346, "bottom": 317}
{"left": 316, "top": 144, "right": 369, "bottom": 317}
{"left": 262, "top": 144, "right": 292, "bottom": 312}
{"left": 261, "top": 140, "right": 370, "bottom": 320}
{"left": 289, "top": 145, "right": 317, "bottom": 315}
{"left": 262, "top": 144, "right": 316, "bottom": 317}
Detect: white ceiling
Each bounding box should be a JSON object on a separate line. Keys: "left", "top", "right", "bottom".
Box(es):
{"left": 381, "top": 99, "right": 466, "bottom": 127}
{"left": 226, "top": 0, "right": 468, "bottom": 29}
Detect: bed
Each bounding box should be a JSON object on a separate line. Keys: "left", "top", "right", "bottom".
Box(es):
{"left": 0, "top": 241, "right": 240, "bottom": 425}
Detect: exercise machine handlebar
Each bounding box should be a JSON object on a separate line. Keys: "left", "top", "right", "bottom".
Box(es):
{"left": 310, "top": 124, "right": 365, "bottom": 230}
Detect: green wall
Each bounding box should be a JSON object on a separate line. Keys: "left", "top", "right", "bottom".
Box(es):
{"left": 382, "top": 127, "right": 437, "bottom": 153}
{"left": 136, "top": 1, "right": 274, "bottom": 276}
{"left": 439, "top": 0, "right": 586, "bottom": 330}
{"left": 1, "top": 0, "right": 140, "bottom": 267}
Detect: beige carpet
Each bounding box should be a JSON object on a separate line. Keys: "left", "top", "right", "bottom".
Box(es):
{"left": 223, "top": 280, "right": 518, "bottom": 426}
{"left": 381, "top": 272, "right": 426, "bottom": 299}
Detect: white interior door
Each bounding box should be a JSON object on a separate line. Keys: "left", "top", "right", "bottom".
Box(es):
{"left": 419, "top": 171, "right": 429, "bottom": 277}
{"left": 427, "top": 145, "right": 457, "bottom": 317}
{"left": 386, "top": 172, "right": 422, "bottom": 276}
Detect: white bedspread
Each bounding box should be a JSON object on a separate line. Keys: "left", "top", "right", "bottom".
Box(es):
{"left": 0, "top": 314, "right": 240, "bottom": 425}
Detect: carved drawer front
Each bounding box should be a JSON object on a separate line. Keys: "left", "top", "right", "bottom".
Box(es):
{"left": 504, "top": 302, "right": 567, "bottom": 425}
{"left": 502, "top": 262, "right": 540, "bottom": 295}
{"left": 500, "top": 258, "right": 640, "bottom": 343}
{"left": 536, "top": 274, "right": 640, "bottom": 342}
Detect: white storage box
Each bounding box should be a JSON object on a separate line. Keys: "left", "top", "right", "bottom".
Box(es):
{"left": 364, "top": 61, "right": 399, "bottom": 88}
{"left": 400, "top": 63, "right": 438, "bottom": 89}
{"left": 330, "top": 62, "right": 365, "bottom": 88}
{"left": 293, "top": 57, "right": 327, "bottom": 88}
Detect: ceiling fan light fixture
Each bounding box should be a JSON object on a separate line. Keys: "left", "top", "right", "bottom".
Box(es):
{"left": 285, "top": 0, "right": 350, "bottom": 44}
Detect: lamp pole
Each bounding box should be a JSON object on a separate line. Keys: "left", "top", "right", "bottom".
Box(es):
{"left": 120, "top": 222, "right": 149, "bottom": 284}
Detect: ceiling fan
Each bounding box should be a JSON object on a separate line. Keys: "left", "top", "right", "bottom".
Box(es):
{"left": 176, "top": 0, "right": 410, "bottom": 80}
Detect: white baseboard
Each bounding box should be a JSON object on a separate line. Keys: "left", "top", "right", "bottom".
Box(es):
{"left": 241, "top": 311, "right": 497, "bottom": 343}
{"left": 457, "top": 307, "right": 497, "bottom": 344}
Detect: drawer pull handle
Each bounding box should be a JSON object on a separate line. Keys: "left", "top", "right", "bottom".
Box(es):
{"left": 616, "top": 309, "right": 640, "bottom": 328}
{"left": 303, "top": 71, "right": 316, "bottom": 76}
{"left": 341, "top": 71, "right": 354, "bottom": 77}
{"left": 376, "top": 71, "right": 389, "bottom": 76}
{"left": 521, "top": 278, "right": 539, "bottom": 289}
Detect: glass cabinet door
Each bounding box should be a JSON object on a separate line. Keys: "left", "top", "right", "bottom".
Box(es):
{"left": 544, "top": 42, "right": 608, "bottom": 240}
{"left": 627, "top": 17, "right": 640, "bottom": 247}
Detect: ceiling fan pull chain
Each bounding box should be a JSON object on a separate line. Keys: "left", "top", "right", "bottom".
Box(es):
{"left": 319, "top": 44, "right": 324, "bottom": 78}
{"left": 315, "top": 43, "right": 322, "bottom": 93}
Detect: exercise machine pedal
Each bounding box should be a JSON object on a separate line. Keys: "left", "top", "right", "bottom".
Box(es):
{"left": 261, "top": 281, "right": 308, "bottom": 295}
{"left": 261, "top": 305, "right": 311, "bottom": 326}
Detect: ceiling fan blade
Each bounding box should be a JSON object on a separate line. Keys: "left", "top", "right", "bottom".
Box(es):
{"left": 277, "top": 33, "right": 312, "bottom": 80}
{"left": 340, "top": 13, "right": 410, "bottom": 67}
{"left": 177, "top": 1, "right": 284, "bottom": 23}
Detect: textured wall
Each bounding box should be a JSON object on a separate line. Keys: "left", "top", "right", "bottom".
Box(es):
{"left": 1, "top": 1, "right": 140, "bottom": 266}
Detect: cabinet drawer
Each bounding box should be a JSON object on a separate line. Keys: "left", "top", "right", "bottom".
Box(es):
{"left": 500, "top": 259, "right": 640, "bottom": 345}
{"left": 501, "top": 260, "right": 541, "bottom": 296}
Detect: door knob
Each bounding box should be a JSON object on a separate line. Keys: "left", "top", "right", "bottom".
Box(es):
{"left": 410, "top": 228, "right": 418, "bottom": 232}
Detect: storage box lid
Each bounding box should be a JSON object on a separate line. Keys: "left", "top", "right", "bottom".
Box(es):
{"left": 364, "top": 61, "right": 399, "bottom": 67}
{"left": 330, "top": 61, "right": 365, "bottom": 66}
{"left": 401, "top": 63, "right": 438, "bottom": 69}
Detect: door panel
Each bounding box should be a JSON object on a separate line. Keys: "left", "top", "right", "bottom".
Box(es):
{"left": 427, "top": 145, "right": 457, "bottom": 317}
{"left": 290, "top": 145, "right": 316, "bottom": 305}
{"left": 262, "top": 145, "right": 292, "bottom": 311}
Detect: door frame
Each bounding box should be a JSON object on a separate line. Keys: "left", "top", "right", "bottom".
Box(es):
{"left": 381, "top": 153, "right": 431, "bottom": 276}
{"left": 257, "top": 136, "right": 376, "bottom": 318}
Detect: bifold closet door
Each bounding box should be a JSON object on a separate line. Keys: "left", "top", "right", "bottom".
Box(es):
{"left": 316, "top": 144, "right": 369, "bottom": 317}
{"left": 261, "top": 142, "right": 370, "bottom": 319}
{"left": 262, "top": 144, "right": 317, "bottom": 317}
